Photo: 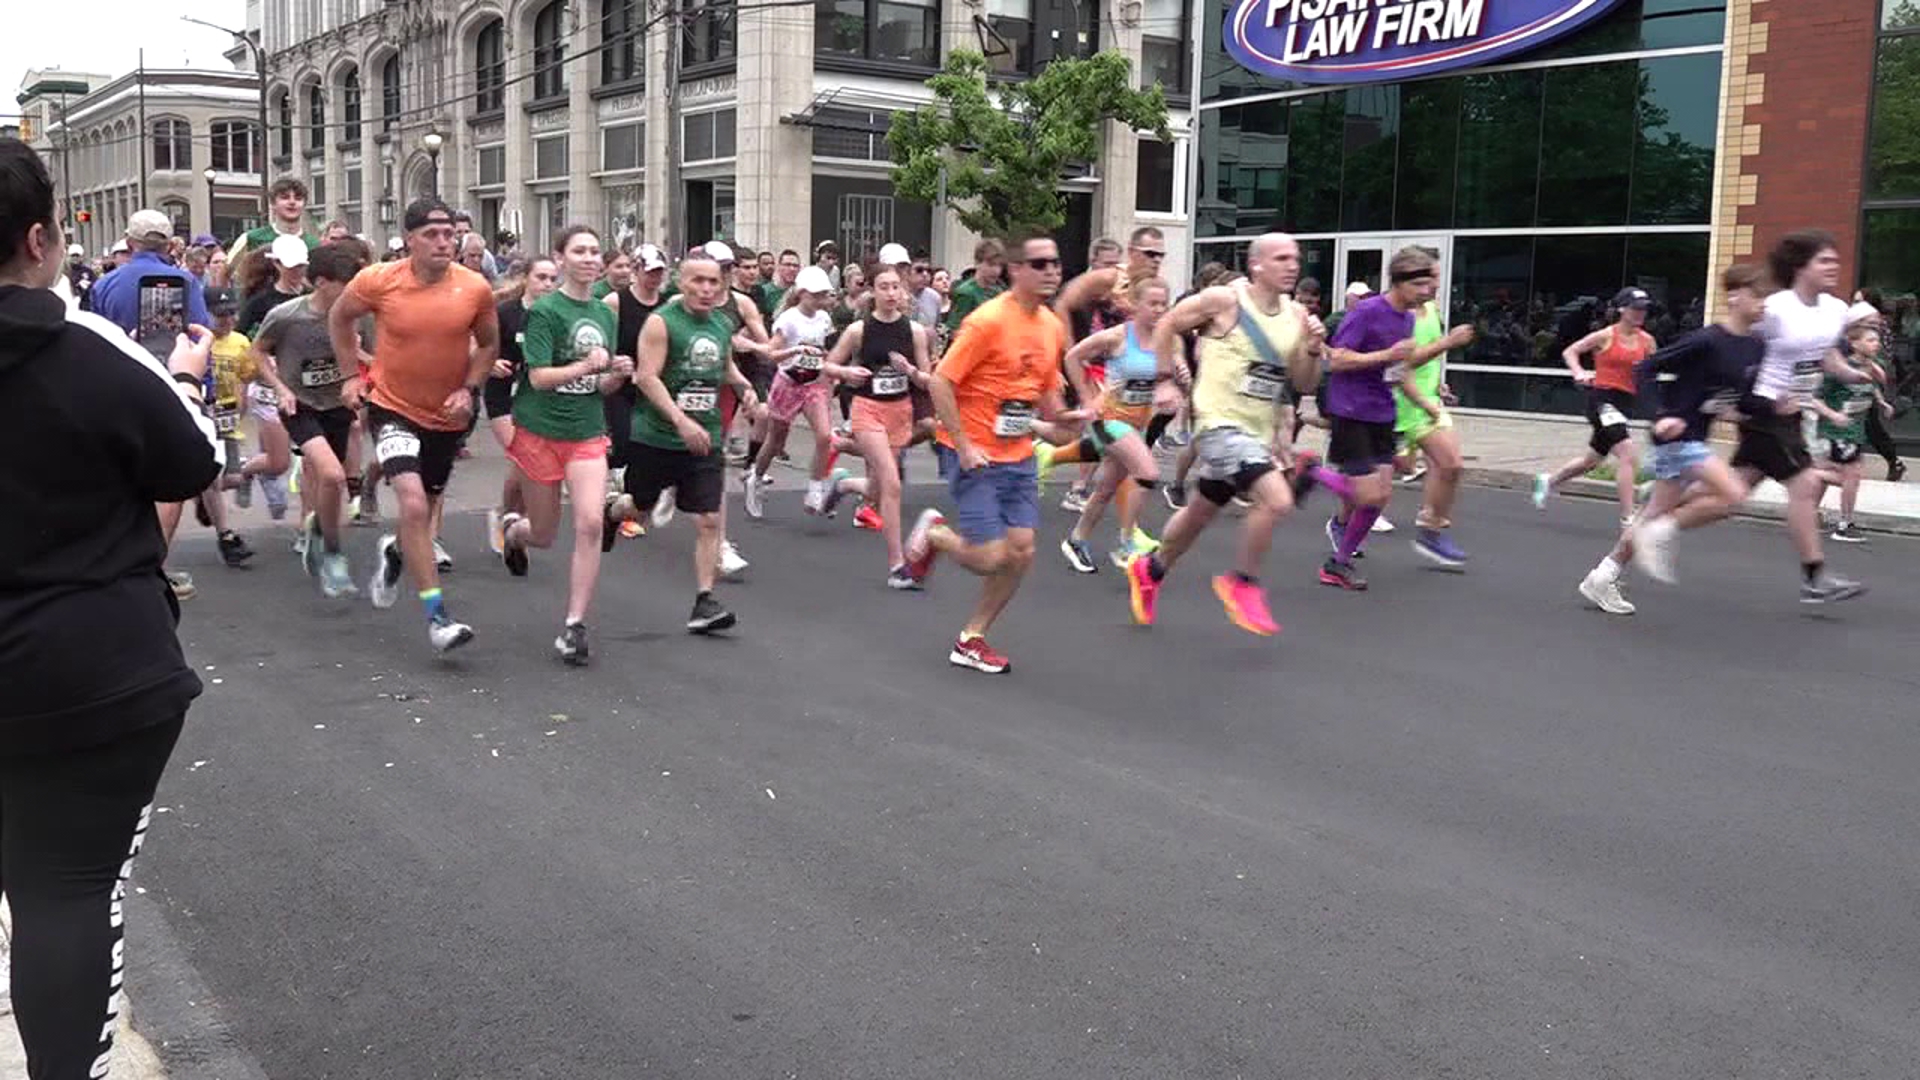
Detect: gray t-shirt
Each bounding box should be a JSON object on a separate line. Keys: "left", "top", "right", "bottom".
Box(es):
{"left": 914, "top": 287, "right": 941, "bottom": 330}
{"left": 254, "top": 296, "right": 372, "bottom": 411}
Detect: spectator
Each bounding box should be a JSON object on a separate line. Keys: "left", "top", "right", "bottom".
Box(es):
{"left": 814, "top": 240, "right": 841, "bottom": 289}
{"left": 89, "top": 209, "right": 212, "bottom": 340}
{"left": 451, "top": 210, "right": 499, "bottom": 278}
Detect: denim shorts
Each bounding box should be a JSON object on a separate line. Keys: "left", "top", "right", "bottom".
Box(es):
{"left": 1650, "top": 439, "right": 1713, "bottom": 481}
{"left": 935, "top": 444, "right": 1040, "bottom": 544}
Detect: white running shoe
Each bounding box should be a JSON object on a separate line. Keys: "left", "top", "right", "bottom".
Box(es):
{"left": 1579, "top": 566, "right": 1636, "bottom": 615}
{"left": 743, "top": 473, "right": 766, "bottom": 520}
{"left": 486, "top": 507, "right": 505, "bottom": 555}
{"left": 428, "top": 613, "right": 475, "bottom": 653}
{"left": 719, "top": 540, "right": 749, "bottom": 578}
{"left": 1370, "top": 515, "right": 1396, "bottom": 534}
{"left": 1631, "top": 516, "right": 1679, "bottom": 585}
{"left": 369, "top": 535, "right": 403, "bottom": 610}
{"left": 652, "top": 488, "right": 677, "bottom": 528}
{"left": 433, "top": 538, "right": 454, "bottom": 571}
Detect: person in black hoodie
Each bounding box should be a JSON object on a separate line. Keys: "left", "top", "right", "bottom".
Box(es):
{"left": 0, "top": 138, "right": 222, "bottom": 1079}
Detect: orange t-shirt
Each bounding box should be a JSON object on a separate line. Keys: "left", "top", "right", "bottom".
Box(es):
{"left": 346, "top": 260, "right": 494, "bottom": 431}
{"left": 935, "top": 293, "right": 1067, "bottom": 464}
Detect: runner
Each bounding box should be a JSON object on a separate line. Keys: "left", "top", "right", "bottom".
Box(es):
{"left": 757, "top": 249, "right": 800, "bottom": 319}
{"left": 816, "top": 265, "right": 933, "bottom": 586}
{"left": 225, "top": 176, "right": 319, "bottom": 277}
{"left": 1811, "top": 318, "right": 1891, "bottom": 544}
{"left": 1047, "top": 237, "right": 1129, "bottom": 511}
{"left": 591, "top": 248, "right": 633, "bottom": 300}
{"left": 1577, "top": 264, "right": 1765, "bottom": 614}
{"left": 603, "top": 249, "right": 759, "bottom": 633}
{"left": 1121, "top": 233, "right": 1324, "bottom": 635}
{"left": 708, "top": 241, "right": 764, "bottom": 576}
{"left": 744, "top": 266, "right": 847, "bottom": 518}
{"left": 197, "top": 288, "right": 256, "bottom": 568}
{"left": 1390, "top": 298, "right": 1477, "bottom": 562}
{"left": 1041, "top": 275, "right": 1173, "bottom": 572}
{"left": 497, "top": 225, "right": 629, "bottom": 665}
{"left": 250, "top": 242, "right": 371, "bottom": 597}
{"left": 483, "top": 255, "right": 557, "bottom": 552}
{"left": 604, "top": 243, "right": 670, "bottom": 539}
{"left": 944, "top": 239, "right": 1005, "bottom": 338}
{"left": 327, "top": 198, "right": 499, "bottom": 652}
{"left": 1533, "top": 288, "right": 1657, "bottom": 523}
{"left": 237, "top": 234, "right": 310, "bottom": 336}
{"left": 904, "top": 233, "right": 1080, "bottom": 673}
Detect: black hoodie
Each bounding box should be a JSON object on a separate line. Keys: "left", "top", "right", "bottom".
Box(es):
{"left": 0, "top": 285, "right": 223, "bottom": 756}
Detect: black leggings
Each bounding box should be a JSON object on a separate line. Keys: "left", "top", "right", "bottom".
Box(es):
{"left": 1865, "top": 407, "right": 1900, "bottom": 470}
{"left": 1144, "top": 412, "right": 1175, "bottom": 449}
{"left": 1, "top": 715, "right": 183, "bottom": 1080}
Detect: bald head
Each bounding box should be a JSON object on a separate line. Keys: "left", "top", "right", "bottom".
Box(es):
{"left": 1246, "top": 232, "right": 1301, "bottom": 298}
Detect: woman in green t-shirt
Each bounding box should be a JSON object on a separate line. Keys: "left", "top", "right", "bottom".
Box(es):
{"left": 498, "top": 224, "right": 634, "bottom": 666}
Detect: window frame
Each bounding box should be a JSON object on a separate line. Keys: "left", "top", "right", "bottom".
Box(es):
{"left": 475, "top": 20, "right": 506, "bottom": 115}
{"left": 307, "top": 84, "right": 326, "bottom": 151}
{"left": 600, "top": 0, "right": 645, "bottom": 88}
{"left": 275, "top": 91, "right": 294, "bottom": 158}
{"left": 382, "top": 55, "right": 402, "bottom": 133}
{"left": 340, "top": 67, "right": 363, "bottom": 146}
{"left": 210, "top": 119, "right": 257, "bottom": 175}
{"left": 682, "top": 0, "right": 737, "bottom": 71}
{"left": 814, "top": 0, "right": 941, "bottom": 73}
{"left": 601, "top": 121, "right": 644, "bottom": 173}
{"left": 151, "top": 117, "right": 193, "bottom": 172}
{"left": 532, "top": 2, "right": 570, "bottom": 104}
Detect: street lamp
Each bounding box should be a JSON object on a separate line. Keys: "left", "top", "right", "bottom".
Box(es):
{"left": 181, "top": 16, "right": 271, "bottom": 220}
{"left": 202, "top": 167, "right": 218, "bottom": 242}
{"left": 421, "top": 132, "right": 443, "bottom": 199}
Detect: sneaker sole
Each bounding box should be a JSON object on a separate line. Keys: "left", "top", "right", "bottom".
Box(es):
{"left": 1212, "top": 577, "right": 1278, "bottom": 636}
{"left": 1318, "top": 569, "right": 1368, "bottom": 591}
{"left": 432, "top": 626, "right": 475, "bottom": 653}
{"left": 1060, "top": 540, "right": 1097, "bottom": 574}
{"left": 1412, "top": 541, "right": 1467, "bottom": 571}
{"left": 948, "top": 650, "right": 1010, "bottom": 674}
{"left": 688, "top": 612, "right": 737, "bottom": 634}
{"left": 1829, "top": 534, "right": 1867, "bottom": 543}
{"left": 1802, "top": 583, "right": 1867, "bottom": 605}
{"left": 1578, "top": 579, "right": 1634, "bottom": 615}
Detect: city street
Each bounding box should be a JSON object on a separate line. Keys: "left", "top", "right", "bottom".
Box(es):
{"left": 123, "top": 480, "right": 1920, "bottom": 1079}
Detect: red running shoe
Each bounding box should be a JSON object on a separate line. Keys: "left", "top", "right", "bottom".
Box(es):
{"left": 1126, "top": 554, "right": 1160, "bottom": 626}
{"left": 948, "top": 635, "right": 1010, "bottom": 674}
{"left": 853, "top": 504, "right": 883, "bottom": 531}
{"left": 906, "top": 509, "right": 944, "bottom": 582}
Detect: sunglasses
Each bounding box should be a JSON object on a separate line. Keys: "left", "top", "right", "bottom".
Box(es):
{"left": 1024, "top": 257, "right": 1061, "bottom": 270}
{"left": 1135, "top": 249, "right": 1166, "bottom": 259}
{"left": 911, "top": 264, "right": 931, "bottom": 274}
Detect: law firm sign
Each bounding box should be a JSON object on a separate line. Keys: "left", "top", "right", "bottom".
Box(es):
{"left": 1225, "top": 0, "right": 1629, "bottom": 84}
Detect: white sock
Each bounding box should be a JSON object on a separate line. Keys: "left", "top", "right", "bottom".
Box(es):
{"left": 1597, "top": 555, "right": 1622, "bottom": 580}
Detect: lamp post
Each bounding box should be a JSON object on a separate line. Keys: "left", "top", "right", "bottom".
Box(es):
{"left": 421, "top": 132, "right": 443, "bottom": 199}
{"left": 202, "top": 167, "right": 218, "bottom": 242}
{"left": 182, "top": 16, "right": 271, "bottom": 219}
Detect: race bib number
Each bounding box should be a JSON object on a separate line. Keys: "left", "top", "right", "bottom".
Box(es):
{"left": 1844, "top": 397, "right": 1871, "bottom": 415}
{"left": 1597, "top": 404, "right": 1627, "bottom": 428}
{"left": 676, "top": 386, "right": 718, "bottom": 414}
{"left": 557, "top": 372, "right": 602, "bottom": 395}
{"left": 1119, "top": 378, "right": 1155, "bottom": 406}
{"left": 1792, "top": 361, "right": 1823, "bottom": 397}
{"left": 1238, "top": 362, "right": 1285, "bottom": 402}
{"left": 1383, "top": 362, "right": 1407, "bottom": 384}
{"left": 301, "top": 362, "right": 340, "bottom": 387}
{"left": 871, "top": 371, "right": 909, "bottom": 396}
{"left": 250, "top": 384, "right": 279, "bottom": 406}
{"left": 993, "top": 401, "right": 1036, "bottom": 437}
{"left": 213, "top": 407, "right": 239, "bottom": 436}
{"left": 789, "top": 351, "right": 823, "bottom": 372}
{"left": 375, "top": 424, "right": 422, "bottom": 464}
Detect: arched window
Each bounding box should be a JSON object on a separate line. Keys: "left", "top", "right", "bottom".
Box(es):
{"left": 151, "top": 118, "right": 191, "bottom": 172}
{"left": 341, "top": 68, "right": 362, "bottom": 143}
{"left": 307, "top": 84, "right": 325, "bottom": 151}
{"left": 475, "top": 20, "right": 505, "bottom": 113}
{"left": 382, "top": 55, "right": 402, "bottom": 131}
{"left": 275, "top": 91, "right": 294, "bottom": 157}
{"left": 211, "top": 120, "right": 256, "bottom": 174}
{"left": 533, "top": 2, "right": 568, "bottom": 101}
{"left": 601, "top": 0, "right": 641, "bottom": 86}
{"left": 158, "top": 198, "right": 192, "bottom": 239}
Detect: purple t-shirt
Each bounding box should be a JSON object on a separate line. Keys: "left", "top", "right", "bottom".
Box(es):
{"left": 1325, "top": 295, "right": 1415, "bottom": 424}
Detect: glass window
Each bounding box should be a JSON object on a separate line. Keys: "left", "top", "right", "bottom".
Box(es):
{"left": 685, "top": 0, "right": 737, "bottom": 66}
{"left": 1194, "top": 240, "right": 1250, "bottom": 277}
{"left": 210, "top": 121, "right": 256, "bottom": 174}
{"left": 607, "top": 183, "right": 643, "bottom": 251}
{"left": 816, "top": 0, "right": 866, "bottom": 58}
{"left": 603, "top": 122, "right": 643, "bottom": 171}
{"left": 1632, "top": 54, "right": 1719, "bottom": 224}
{"left": 1870, "top": 34, "right": 1920, "bottom": 199}
{"left": 1285, "top": 93, "right": 1341, "bottom": 233}
{"left": 1395, "top": 81, "right": 1459, "bottom": 231}
{"left": 1885, "top": 0, "right": 1920, "bottom": 30}
{"left": 276, "top": 92, "right": 293, "bottom": 157}
{"left": 341, "top": 68, "right": 362, "bottom": 144}
{"left": 382, "top": 56, "right": 401, "bottom": 131}
{"left": 478, "top": 145, "right": 506, "bottom": 186}
{"left": 1863, "top": 207, "right": 1920, "bottom": 293}
{"left": 1452, "top": 235, "right": 1538, "bottom": 368}
{"left": 1142, "top": 0, "right": 1187, "bottom": 92}
{"left": 1532, "top": 234, "right": 1627, "bottom": 363}
{"left": 152, "top": 119, "right": 191, "bottom": 172}
{"left": 307, "top": 85, "right": 326, "bottom": 150}
{"left": 812, "top": 108, "right": 892, "bottom": 160}
{"left": 475, "top": 21, "right": 505, "bottom": 112}
{"left": 872, "top": 0, "right": 939, "bottom": 66}
{"left": 534, "top": 2, "right": 569, "bottom": 101}
{"left": 346, "top": 167, "right": 363, "bottom": 204}
{"left": 602, "top": 0, "right": 643, "bottom": 85}
{"left": 1195, "top": 101, "right": 1285, "bottom": 237}
{"left": 1455, "top": 70, "right": 1541, "bottom": 228}
{"left": 1299, "top": 238, "right": 1335, "bottom": 294}
{"left": 1537, "top": 62, "right": 1636, "bottom": 226}
{"left": 987, "top": 0, "right": 1033, "bottom": 75}
{"left": 715, "top": 108, "right": 736, "bottom": 158}
{"left": 1340, "top": 85, "right": 1398, "bottom": 231}
{"left": 535, "top": 135, "right": 569, "bottom": 179}
{"left": 684, "top": 110, "right": 735, "bottom": 162}
{"left": 1624, "top": 233, "right": 1709, "bottom": 340}
{"left": 309, "top": 168, "right": 326, "bottom": 206}
{"left": 1137, "top": 138, "right": 1175, "bottom": 213}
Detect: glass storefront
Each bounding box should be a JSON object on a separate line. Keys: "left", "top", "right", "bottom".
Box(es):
{"left": 1193, "top": 0, "right": 1722, "bottom": 415}
{"left": 1861, "top": 0, "right": 1920, "bottom": 444}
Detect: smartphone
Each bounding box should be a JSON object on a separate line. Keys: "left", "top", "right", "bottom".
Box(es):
{"left": 136, "top": 276, "right": 187, "bottom": 361}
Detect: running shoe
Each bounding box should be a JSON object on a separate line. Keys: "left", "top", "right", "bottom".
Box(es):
{"left": 887, "top": 565, "right": 921, "bottom": 591}
{"left": 433, "top": 539, "right": 454, "bottom": 572}
{"left": 602, "top": 495, "right": 632, "bottom": 553}
{"left": 1213, "top": 575, "right": 1280, "bottom": 636}
{"left": 819, "top": 468, "right": 852, "bottom": 518}
{"left": 1318, "top": 557, "right": 1368, "bottom": 591}
{"left": 1530, "top": 472, "right": 1550, "bottom": 510}
{"left": 651, "top": 488, "right": 677, "bottom": 528}
{"left": 620, "top": 520, "right": 646, "bottom": 539}
{"left": 1578, "top": 567, "right": 1635, "bottom": 615}
{"left": 217, "top": 530, "right": 254, "bottom": 567}
{"left": 300, "top": 513, "right": 323, "bottom": 577}
{"left": 234, "top": 475, "right": 254, "bottom": 509}
{"left": 1830, "top": 522, "right": 1866, "bottom": 543}
{"left": 319, "top": 552, "right": 358, "bottom": 599}
{"left": 905, "top": 508, "right": 945, "bottom": 582}
{"left": 369, "top": 535, "right": 404, "bottom": 609}
{"left": 1890, "top": 459, "right": 1908, "bottom": 482}
{"left": 1801, "top": 572, "right": 1866, "bottom": 605}
{"left": 719, "top": 541, "right": 750, "bottom": 578}
{"left": 1231, "top": 495, "right": 1254, "bottom": 510}
{"left": 555, "top": 621, "right": 590, "bottom": 666}
{"left": 428, "top": 612, "right": 475, "bottom": 653}
{"left": 949, "top": 635, "right": 1010, "bottom": 674}
{"left": 487, "top": 507, "right": 506, "bottom": 555}
{"left": 1163, "top": 483, "right": 1188, "bottom": 510}
{"left": 500, "top": 513, "right": 530, "bottom": 577}
{"left": 193, "top": 494, "right": 212, "bottom": 528}
{"left": 1289, "top": 451, "right": 1322, "bottom": 501}
{"left": 1370, "top": 514, "right": 1395, "bottom": 534}
{"left": 1324, "top": 515, "right": 1343, "bottom": 554}
{"left": 1412, "top": 528, "right": 1468, "bottom": 570}
{"left": 1128, "top": 526, "right": 1160, "bottom": 555}
{"left": 743, "top": 472, "right": 767, "bottom": 519}
{"left": 1630, "top": 517, "right": 1679, "bottom": 585}
{"left": 1060, "top": 536, "right": 1097, "bottom": 574}
{"left": 166, "top": 569, "right": 196, "bottom": 600}
{"left": 1034, "top": 442, "right": 1057, "bottom": 487}
{"left": 688, "top": 592, "right": 737, "bottom": 634}
{"left": 1397, "top": 463, "right": 1428, "bottom": 486}
{"left": 354, "top": 473, "right": 380, "bottom": 525}
{"left": 1125, "top": 555, "right": 1160, "bottom": 626}
{"left": 853, "top": 504, "right": 884, "bottom": 531}
{"left": 1060, "top": 487, "right": 1089, "bottom": 513}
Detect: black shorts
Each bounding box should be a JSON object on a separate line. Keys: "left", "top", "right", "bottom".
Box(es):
{"left": 482, "top": 376, "right": 515, "bottom": 420}
{"left": 286, "top": 404, "right": 355, "bottom": 462}
{"left": 1828, "top": 436, "right": 1863, "bottom": 465}
{"left": 1586, "top": 388, "right": 1636, "bottom": 456}
{"left": 366, "top": 403, "right": 465, "bottom": 496}
{"left": 1732, "top": 414, "right": 1812, "bottom": 484}
{"left": 624, "top": 439, "right": 725, "bottom": 515}
{"left": 604, "top": 385, "right": 639, "bottom": 469}
{"left": 1326, "top": 416, "right": 1397, "bottom": 476}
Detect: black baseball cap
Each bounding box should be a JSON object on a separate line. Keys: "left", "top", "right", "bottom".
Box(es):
{"left": 206, "top": 287, "right": 240, "bottom": 316}
{"left": 403, "top": 197, "right": 454, "bottom": 232}
{"left": 1612, "top": 287, "right": 1652, "bottom": 310}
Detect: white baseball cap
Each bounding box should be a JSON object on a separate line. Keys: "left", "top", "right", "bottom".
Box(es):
{"left": 387, "top": 236, "right": 405, "bottom": 251}
{"left": 637, "top": 243, "right": 668, "bottom": 272}
{"left": 702, "top": 240, "right": 736, "bottom": 264}
{"left": 269, "top": 233, "right": 310, "bottom": 267}
{"left": 125, "top": 208, "right": 173, "bottom": 242}
{"left": 67, "top": 243, "right": 84, "bottom": 257}
{"left": 879, "top": 243, "right": 911, "bottom": 267}
{"left": 795, "top": 265, "right": 834, "bottom": 295}
{"left": 1345, "top": 281, "right": 1373, "bottom": 298}
{"left": 1846, "top": 300, "right": 1883, "bottom": 326}
{"left": 109, "top": 239, "right": 130, "bottom": 255}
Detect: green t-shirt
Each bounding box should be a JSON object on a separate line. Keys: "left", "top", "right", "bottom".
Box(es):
{"left": 513, "top": 291, "right": 617, "bottom": 441}
{"left": 945, "top": 277, "right": 1004, "bottom": 332}
{"left": 1818, "top": 366, "right": 1876, "bottom": 444}
{"left": 757, "top": 282, "right": 790, "bottom": 319}
{"left": 633, "top": 300, "right": 735, "bottom": 452}
{"left": 591, "top": 280, "right": 615, "bottom": 300}
{"left": 1393, "top": 302, "right": 1447, "bottom": 433}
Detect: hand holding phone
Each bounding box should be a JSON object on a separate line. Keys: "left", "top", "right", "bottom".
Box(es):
{"left": 167, "top": 324, "right": 215, "bottom": 382}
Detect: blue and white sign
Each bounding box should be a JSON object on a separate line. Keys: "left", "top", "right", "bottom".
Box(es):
{"left": 1224, "top": 0, "right": 1629, "bottom": 84}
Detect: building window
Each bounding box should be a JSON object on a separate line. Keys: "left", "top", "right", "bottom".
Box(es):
{"left": 602, "top": 122, "right": 643, "bottom": 171}
{"left": 682, "top": 108, "right": 736, "bottom": 163}
{"left": 985, "top": 0, "right": 1033, "bottom": 74}
{"left": 810, "top": 108, "right": 893, "bottom": 161}
{"left": 684, "top": 0, "right": 736, "bottom": 67}
{"left": 159, "top": 199, "right": 192, "bottom": 239}
{"left": 276, "top": 92, "right": 293, "bottom": 157}
{"left": 478, "top": 145, "right": 506, "bottom": 186}
{"left": 151, "top": 118, "right": 192, "bottom": 172}
{"left": 534, "top": 2, "right": 569, "bottom": 101}
{"left": 606, "top": 182, "right": 643, "bottom": 251}
{"left": 535, "top": 134, "right": 570, "bottom": 179}
{"left": 1136, "top": 138, "right": 1175, "bottom": 213}
{"left": 309, "top": 168, "right": 326, "bottom": 206}
{"left": 307, "top": 84, "right": 325, "bottom": 151}
{"left": 341, "top": 68, "right": 363, "bottom": 143}
{"left": 816, "top": 0, "right": 939, "bottom": 67}
{"left": 210, "top": 120, "right": 256, "bottom": 174}
{"left": 1141, "top": 0, "right": 1188, "bottom": 92}
{"left": 382, "top": 55, "right": 401, "bottom": 132}
{"left": 475, "top": 20, "right": 506, "bottom": 113}
{"left": 602, "top": 0, "right": 643, "bottom": 85}
{"left": 346, "top": 167, "right": 363, "bottom": 204}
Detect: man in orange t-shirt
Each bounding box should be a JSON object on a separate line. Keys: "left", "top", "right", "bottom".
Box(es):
{"left": 904, "top": 234, "right": 1085, "bottom": 675}
{"left": 329, "top": 198, "right": 499, "bottom": 653}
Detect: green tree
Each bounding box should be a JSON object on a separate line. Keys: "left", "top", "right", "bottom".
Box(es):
{"left": 888, "top": 49, "right": 1171, "bottom": 240}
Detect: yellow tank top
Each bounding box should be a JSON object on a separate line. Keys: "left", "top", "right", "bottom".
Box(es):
{"left": 1191, "top": 286, "right": 1302, "bottom": 441}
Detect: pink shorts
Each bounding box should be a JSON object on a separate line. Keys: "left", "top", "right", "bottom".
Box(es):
{"left": 507, "top": 428, "right": 610, "bottom": 485}
{"left": 766, "top": 369, "right": 832, "bottom": 424}
{"left": 851, "top": 395, "right": 913, "bottom": 451}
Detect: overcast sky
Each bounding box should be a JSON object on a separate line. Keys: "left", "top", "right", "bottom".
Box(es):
{"left": 5, "top": 0, "right": 245, "bottom": 111}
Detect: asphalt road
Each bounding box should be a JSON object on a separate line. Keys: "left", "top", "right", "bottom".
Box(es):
{"left": 126, "top": 482, "right": 1920, "bottom": 1079}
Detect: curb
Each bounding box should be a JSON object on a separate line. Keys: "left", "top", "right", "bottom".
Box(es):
{"left": 0, "top": 899, "right": 169, "bottom": 1080}
{"left": 1463, "top": 467, "right": 1920, "bottom": 538}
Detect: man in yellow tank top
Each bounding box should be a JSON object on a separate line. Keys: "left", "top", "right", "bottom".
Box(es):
{"left": 1123, "top": 232, "right": 1326, "bottom": 637}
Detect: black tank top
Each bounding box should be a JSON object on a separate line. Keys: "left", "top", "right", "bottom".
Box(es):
{"left": 856, "top": 314, "right": 915, "bottom": 401}
{"left": 615, "top": 287, "right": 664, "bottom": 360}
{"left": 495, "top": 299, "right": 527, "bottom": 381}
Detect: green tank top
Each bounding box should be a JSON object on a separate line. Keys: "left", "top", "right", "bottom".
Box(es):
{"left": 1190, "top": 286, "right": 1302, "bottom": 442}
{"left": 632, "top": 300, "right": 735, "bottom": 452}
{"left": 1394, "top": 302, "right": 1446, "bottom": 432}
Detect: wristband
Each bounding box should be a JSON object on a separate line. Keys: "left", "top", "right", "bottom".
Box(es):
{"left": 173, "top": 372, "right": 203, "bottom": 388}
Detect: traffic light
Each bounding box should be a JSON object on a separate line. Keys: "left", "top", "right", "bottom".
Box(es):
{"left": 76, "top": 210, "right": 91, "bottom": 224}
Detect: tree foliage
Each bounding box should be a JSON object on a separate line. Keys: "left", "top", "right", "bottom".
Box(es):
{"left": 888, "top": 50, "right": 1172, "bottom": 240}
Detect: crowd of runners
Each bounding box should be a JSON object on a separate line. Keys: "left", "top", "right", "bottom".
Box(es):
{"left": 82, "top": 171, "right": 1884, "bottom": 673}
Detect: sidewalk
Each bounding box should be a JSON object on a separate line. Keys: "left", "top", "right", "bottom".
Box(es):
{"left": 1, "top": 900, "right": 169, "bottom": 1079}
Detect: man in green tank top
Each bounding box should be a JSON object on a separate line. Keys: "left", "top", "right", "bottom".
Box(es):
{"left": 1390, "top": 300, "right": 1476, "bottom": 551}
{"left": 226, "top": 177, "right": 321, "bottom": 289}
{"left": 608, "top": 250, "right": 759, "bottom": 634}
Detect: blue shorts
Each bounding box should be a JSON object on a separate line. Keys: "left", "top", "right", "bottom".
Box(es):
{"left": 935, "top": 444, "right": 1040, "bottom": 544}
{"left": 1650, "top": 439, "right": 1713, "bottom": 481}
